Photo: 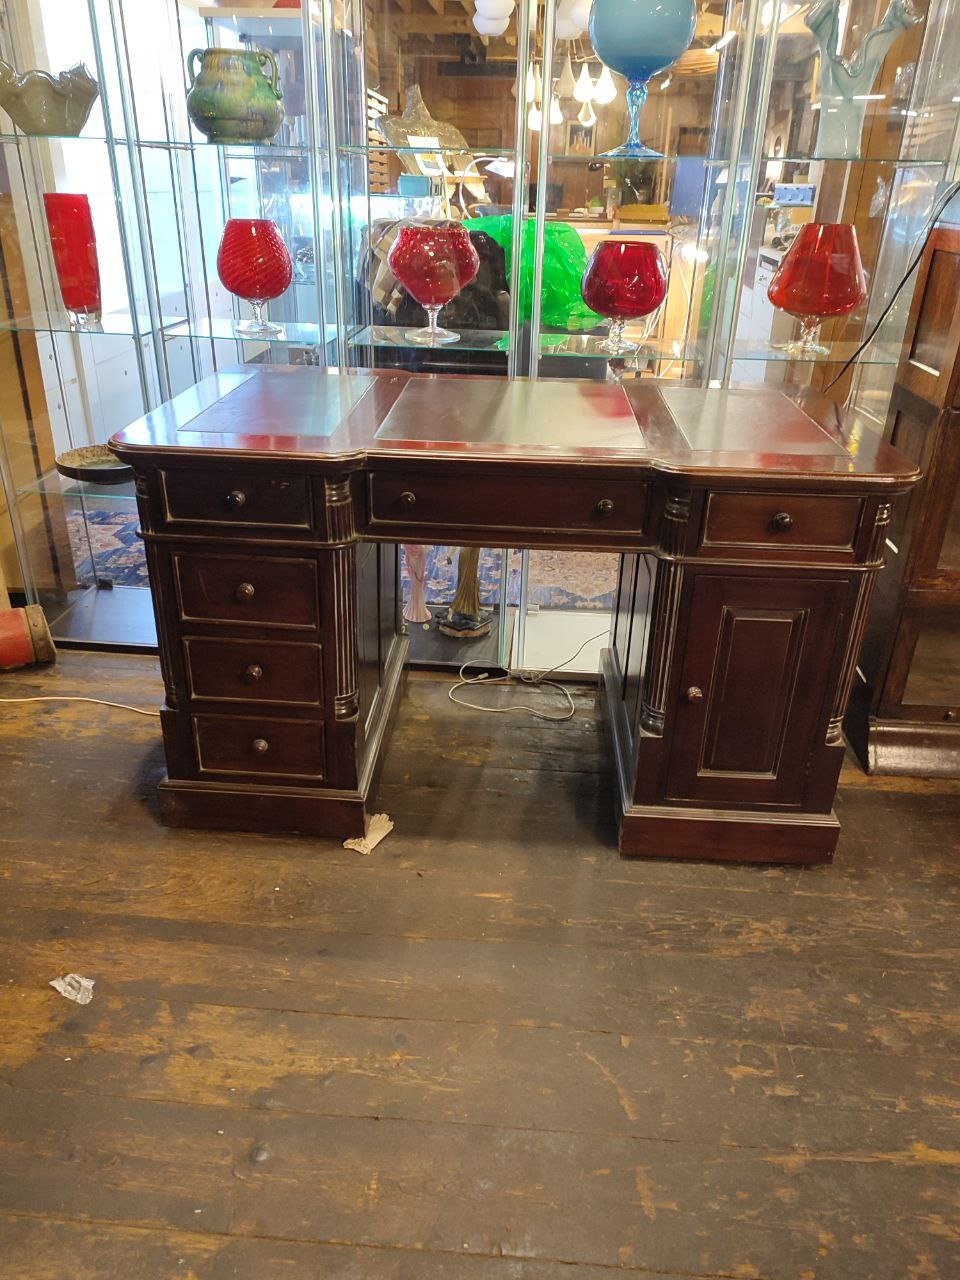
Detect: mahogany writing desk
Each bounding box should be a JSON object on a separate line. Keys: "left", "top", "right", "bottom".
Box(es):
{"left": 111, "top": 367, "right": 918, "bottom": 864}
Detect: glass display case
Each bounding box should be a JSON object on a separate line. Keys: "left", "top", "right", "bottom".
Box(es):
{"left": 1, "top": 0, "right": 959, "bottom": 667}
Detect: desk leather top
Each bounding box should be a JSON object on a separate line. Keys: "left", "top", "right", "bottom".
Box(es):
{"left": 110, "top": 366, "right": 919, "bottom": 490}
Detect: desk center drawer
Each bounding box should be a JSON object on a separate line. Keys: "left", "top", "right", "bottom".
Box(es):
{"left": 369, "top": 471, "right": 647, "bottom": 535}
{"left": 184, "top": 637, "right": 322, "bottom": 705}
{"left": 174, "top": 553, "right": 319, "bottom": 629}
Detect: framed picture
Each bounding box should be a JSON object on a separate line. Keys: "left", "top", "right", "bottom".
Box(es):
{"left": 565, "top": 122, "right": 595, "bottom": 156}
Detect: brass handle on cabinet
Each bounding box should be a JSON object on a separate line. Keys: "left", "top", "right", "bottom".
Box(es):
{"left": 685, "top": 686, "right": 704, "bottom": 702}
{"left": 770, "top": 511, "right": 794, "bottom": 533}
{"left": 225, "top": 489, "right": 247, "bottom": 510}
{"left": 244, "top": 663, "right": 263, "bottom": 682}
{"left": 398, "top": 490, "right": 417, "bottom": 510}
{"left": 235, "top": 581, "right": 256, "bottom": 602}
{"left": 251, "top": 738, "right": 270, "bottom": 754}
{"left": 595, "top": 498, "right": 615, "bottom": 518}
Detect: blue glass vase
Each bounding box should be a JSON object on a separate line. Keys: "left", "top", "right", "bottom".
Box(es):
{"left": 589, "top": 0, "right": 697, "bottom": 158}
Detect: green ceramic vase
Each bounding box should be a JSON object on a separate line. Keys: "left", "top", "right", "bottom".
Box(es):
{"left": 186, "top": 47, "right": 283, "bottom": 145}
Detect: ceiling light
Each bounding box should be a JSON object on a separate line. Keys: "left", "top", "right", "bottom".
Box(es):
{"left": 593, "top": 65, "right": 617, "bottom": 104}
{"left": 577, "top": 100, "right": 596, "bottom": 127}
{"left": 574, "top": 63, "right": 595, "bottom": 103}
{"left": 557, "top": 51, "right": 578, "bottom": 98}
{"left": 527, "top": 102, "right": 542, "bottom": 131}
{"left": 549, "top": 96, "right": 564, "bottom": 125}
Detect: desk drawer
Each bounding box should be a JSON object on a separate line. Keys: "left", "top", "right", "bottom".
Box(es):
{"left": 701, "top": 492, "right": 862, "bottom": 554}
{"left": 193, "top": 713, "right": 325, "bottom": 779}
{"left": 174, "top": 553, "right": 319, "bottom": 629}
{"left": 161, "top": 470, "right": 311, "bottom": 530}
{"left": 369, "top": 471, "right": 648, "bottom": 535}
{"left": 184, "top": 637, "right": 322, "bottom": 706}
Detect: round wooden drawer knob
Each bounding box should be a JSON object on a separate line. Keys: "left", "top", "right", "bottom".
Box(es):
{"left": 251, "top": 738, "right": 270, "bottom": 754}
{"left": 398, "top": 490, "right": 417, "bottom": 510}
{"left": 225, "top": 489, "right": 247, "bottom": 509}
{"left": 770, "top": 511, "right": 794, "bottom": 533}
{"left": 235, "top": 581, "right": 256, "bottom": 602}
{"left": 595, "top": 498, "right": 615, "bottom": 518}
{"left": 244, "top": 663, "right": 263, "bottom": 682}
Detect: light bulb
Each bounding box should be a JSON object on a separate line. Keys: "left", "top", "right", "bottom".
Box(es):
{"left": 533, "top": 63, "right": 542, "bottom": 105}
{"left": 473, "top": 14, "right": 510, "bottom": 34}
{"left": 557, "top": 51, "right": 577, "bottom": 98}
{"left": 527, "top": 103, "right": 542, "bottom": 131}
{"left": 525, "top": 63, "right": 536, "bottom": 102}
{"left": 570, "top": 0, "right": 591, "bottom": 26}
{"left": 549, "top": 95, "right": 563, "bottom": 125}
{"left": 577, "top": 99, "right": 596, "bottom": 127}
{"left": 574, "top": 63, "right": 595, "bottom": 102}
{"left": 593, "top": 65, "right": 617, "bottom": 104}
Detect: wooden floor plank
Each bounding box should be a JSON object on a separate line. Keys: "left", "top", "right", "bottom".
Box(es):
{"left": 0, "top": 1215, "right": 685, "bottom": 1280}
{"left": 2, "top": 988, "right": 959, "bottom": 1155}
{"left": 0, "top": 1085, "right": 958, "bottom": 1279}
{"left": 0, "top": 651, "right": 959, "bottom": 1280}
{"left": 2, "top": 914, "right": 958, "bottom": 1057}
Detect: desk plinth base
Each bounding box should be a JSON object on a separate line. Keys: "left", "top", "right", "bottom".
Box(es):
{"left": 601, "top": 648, "right": 838, "bottom": 865}
{"left": 617, "top": 805, "right": 839, "bottom": 865}
{"left": 158, "top": 778, "right": 368, "bottom": 839}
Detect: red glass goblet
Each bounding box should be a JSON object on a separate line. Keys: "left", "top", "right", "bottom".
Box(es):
{"left": 767, "top": 222, "right": 867, "bottom": 357}
{"left": 581, "top": 239, "right": 668, "bottom": 356}
{"left": 387, "top": 222, "right": 480, "bottom": 346}
{"left": 217, "top": 218, "right": 293, "bottom": 337}
{"left": 42, "top": 193, "right": 101, "bottom": 328}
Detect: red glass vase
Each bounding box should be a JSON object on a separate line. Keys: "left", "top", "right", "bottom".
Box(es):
{"left": 581, "top": 240, "right": 667, "bottom": 356}
{"left": 42, "top": 193, "right": 101, "bottom": 327}
{"left": 217, "top": 218, "right": 293, "bottom": 336}
{"left": 387, "top": 222, "right": 480, "bottom": 346}
{"left": 767, "top": 222, "right": 867, "bottom": 356}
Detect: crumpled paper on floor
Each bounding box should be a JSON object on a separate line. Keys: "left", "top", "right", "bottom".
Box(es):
{"left": 50, "top": 973, "right": 95, "bottom": 1005}
{"left": 343, "top": 813, "right": 394, "bottom": 856}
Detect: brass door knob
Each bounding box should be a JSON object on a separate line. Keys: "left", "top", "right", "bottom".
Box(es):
{"left": 771, "top": 511, "right": 794, "bottom": 533}
{"left": 235, "top": 581, "right": 256, "bottom": 602}
{"left": 595, "top": 498, "right": 615, "bottom": 518}
{"left": 225, "top": 489, "right": 247, "bottom": 509}
{"left": 251, "top": 738, "right": 269, "bottom": 754}
{"left": 244, "top": 663, "right": 263, "bottom": 682}
{"left": 398, "top": 490, "right": 417, "bottom": 510}
{"left": 685, "top": 686, "right": 704, "bottom": 702}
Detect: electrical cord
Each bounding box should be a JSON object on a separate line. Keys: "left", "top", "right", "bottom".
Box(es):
{"left": 448, "top": 629, "right": 609, "bottom": 722}
{"left": 0, "top": 695, "right": 160, "bottom": 717}
{"left": 824, "top": 178, "right": 960, "bottom": 393}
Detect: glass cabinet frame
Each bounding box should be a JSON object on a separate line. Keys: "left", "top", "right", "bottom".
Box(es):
{"left": 2, "top": 0, "right": 960, "bottom": 664}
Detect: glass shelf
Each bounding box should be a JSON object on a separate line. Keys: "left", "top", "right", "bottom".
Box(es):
{"left": 351, "top": 325, "right": 684, "bottom": 361}
{"left": 340, "top": 143, "right": 516, "bottom": 158}
{"left": 703, "top": 154, "right": 951, "bottom": 168}
{"left": 350, "top": 325, "right": 900, "bottom": 367}
{"left": 0, "top": 132, "right": 312, "bottom": 159}
{"left": 17, "top": 469, "right": 137, "bottom": 506}
{"left": 165, "top": 316, "right": 338, "bottom": 347}
{"left": 0, "top": 309, "right": 171, "bottom": 337}
{"left": 728, "top": 337, "right": 900, "bottom": 365}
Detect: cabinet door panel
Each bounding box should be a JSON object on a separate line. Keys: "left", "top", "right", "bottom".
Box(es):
{"left": 667, "top": 575, "right": 848, "bottom": 807}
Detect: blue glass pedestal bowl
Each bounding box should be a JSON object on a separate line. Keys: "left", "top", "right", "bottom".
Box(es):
{"left": 589, "top": 0, "right": 698, "bottom": 158}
